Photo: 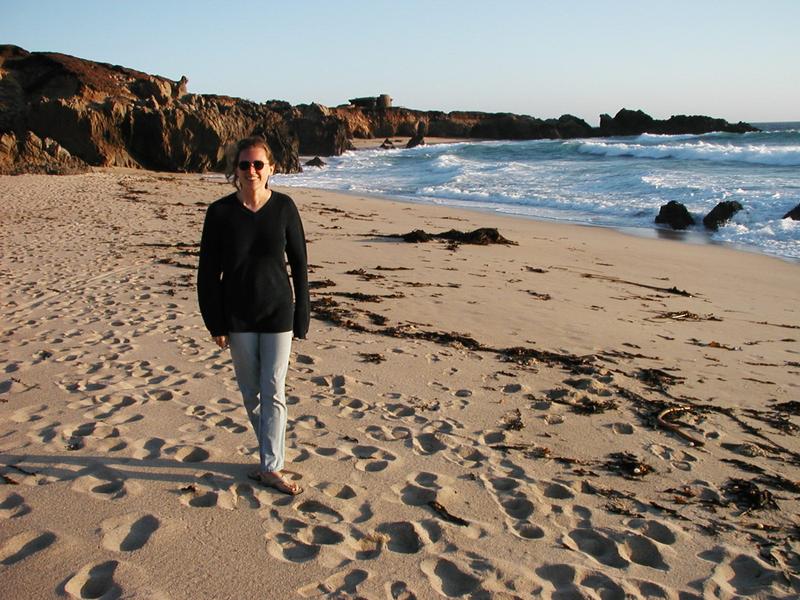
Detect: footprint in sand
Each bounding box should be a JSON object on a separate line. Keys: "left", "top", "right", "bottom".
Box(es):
{"left": 0, "top": 491, "right": 31, "bottom": 519}
{"left": 564, "top": 528, "right": 629, "bottom": 569}
{"left": 646, "top": 443, "right": 698, "bottom": 472}
{"left": 297, "top": 568, "right": 369, "bottom": 598}
{"left": 363, "top": 424, "right": 412, "bottom": 443}
{"left": 348, "top": 444, "right": 398, "bottom": 472}
{"left": 387, "top": 581, "right": 419, "bottom": 600}
{"left": 131, "top": 437, "right": 166, "bottom": 460}
{"left": 375, "top": 521, "right": 424, "bottom": 554}
{"left": 100, "top": 513, "right": 160, "bottom": 552}
{"left": 63, "top": 560, "right": 121, "bottom": 600}
{"left": 620, "top": 532, "right": 670, "bottom": 571}
{"left": 11, "top": 403, "right": 49, "bottom": 423}
{"left": 421, "top": 557, "right": 482, "bottom": 597}
{"left": 71, "top": 464, "right": 139, "bottom": 501}
{"left": 0, "top": 530, "right": 57, "bottom": 565}
{"left": 485, "top": 474, "right": 546, "bottom": 540}
{"left": 628, "top": 518, "right": 679, "bottom": 546}
{"left": 163, "top": 444, "right": 210, "bottom": 463}
{"left": 700, "top": 547, "right": 790, "bottom": 598}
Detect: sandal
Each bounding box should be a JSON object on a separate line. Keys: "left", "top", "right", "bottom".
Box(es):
{"left": 249, "top": 470, "right": 303, "bottom": 496}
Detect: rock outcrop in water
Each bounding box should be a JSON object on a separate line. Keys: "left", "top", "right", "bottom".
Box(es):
{"left": 599, "top": 108, "right": 758, "bottom": 136}
{"left": 0, "top": 46, "right": 761, "bottom": 175}
{"left": 655, "top": 201, "right": 695, "bottom": 230}
{"left": 782, "top": 203, "right": 800, "bottom": 220}
{"left": 703, "top": 201, "right": 743, "bottom": 230}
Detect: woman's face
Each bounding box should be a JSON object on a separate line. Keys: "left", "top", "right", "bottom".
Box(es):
{"left": 236, "top": 146, "right": 274, "bottom": 191}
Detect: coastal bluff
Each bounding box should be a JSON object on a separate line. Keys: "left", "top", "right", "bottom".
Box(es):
{"left": 0, "top": 46, "right": 759, "bottom": 175}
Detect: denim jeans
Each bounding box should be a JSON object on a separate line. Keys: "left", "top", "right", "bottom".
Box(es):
{"left": 228, "top": 331, "right": 293, "bottom": 471}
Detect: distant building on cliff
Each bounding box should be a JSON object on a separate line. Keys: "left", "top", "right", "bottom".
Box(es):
{"left": 348, "top": 94, "right": 392, "bottom": 110}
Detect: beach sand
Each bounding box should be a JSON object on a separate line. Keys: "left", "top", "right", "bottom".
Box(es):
{"left": 1, "top": 171, "right": 798, "bottom": 599}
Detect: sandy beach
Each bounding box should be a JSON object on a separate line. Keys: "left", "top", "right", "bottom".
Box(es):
{"left": 1, "top": 170, "right": 798, "bottom": 599}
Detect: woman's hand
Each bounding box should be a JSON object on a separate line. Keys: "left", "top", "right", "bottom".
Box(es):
{"left": 213, "top": 335, "right": 229, "bottom": 349}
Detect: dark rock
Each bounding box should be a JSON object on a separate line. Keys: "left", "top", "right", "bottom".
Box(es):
{"left": 782, "top": 203, "right": 800, "bottom": 220}
{"left": 703, "top": 201, "right": 743, "bottom": 230}
{"left": 598, "top": 108, "right": 759, "bottom": 137}
{"left": 599, "top": 108, "right": 655, "bottom": 136}
{"left": 393, "top": 228, "right": 517, "bottom": 246}
{"left": 0, "top": 45, "right": 301, "bottom": 174}
{"left": 406, "top": 134, "right": 425, "bottom": 149}
{"left": 379, "top": 138, "right": 395, "bottom": 149}
{"left": 305, "top": 156, "right": 326, "bottom": 167}
{"left": 401, "top": 229, "right": 433, "bottom": 243}
{"left": 657, "top": 115, "right": 758, "bottom": 135}
{"left": 655, "top": 201, "right": 695, "bottom": 230}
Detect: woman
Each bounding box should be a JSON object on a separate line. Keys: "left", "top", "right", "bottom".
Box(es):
{"left": 197, "top": 136, "right": 309, "bottom": 495}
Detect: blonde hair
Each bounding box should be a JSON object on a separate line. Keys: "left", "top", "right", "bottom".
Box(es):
{"left": 224, "top": 136, "right": 276, "bottom": 188}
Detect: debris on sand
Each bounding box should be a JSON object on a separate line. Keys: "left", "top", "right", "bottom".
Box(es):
{"left": 605, "top": 452, "right": 654, "bottom": 479}
{"left": 389, "top": 228, "right": 518, "bottom": 246}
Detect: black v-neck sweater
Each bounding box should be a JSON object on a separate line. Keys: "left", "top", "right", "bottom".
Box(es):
{"left": 197, "top": 191, "right": 310, "bottom": 338}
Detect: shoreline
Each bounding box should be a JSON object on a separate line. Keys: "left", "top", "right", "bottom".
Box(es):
{"left": 291, "top": 136, "right": 799, "bottom": 265}
{"left": 1, "top": 170, "right": 798, "bottom": 599}
{"left": 278, "top": 180, "right": 800, "bottom": 266}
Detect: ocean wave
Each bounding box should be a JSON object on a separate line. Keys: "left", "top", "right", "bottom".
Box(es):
{"left": 576, "top": 140, "right": 800, "bottom": 166}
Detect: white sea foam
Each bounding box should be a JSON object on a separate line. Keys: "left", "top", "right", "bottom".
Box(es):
{"left": 274, "top": 129, "right": 800, "bottom": 260}
{"left": 576, "top": 140, "right": 800, "bottom": 166}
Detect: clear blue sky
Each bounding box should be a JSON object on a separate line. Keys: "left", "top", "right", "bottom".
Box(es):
{"left": 3, "top": 0, "right": 798, "bottom": 125}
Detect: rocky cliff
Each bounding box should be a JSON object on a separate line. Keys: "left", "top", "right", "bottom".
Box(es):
{"left": 0, "top": 46, "right": 759, "bottom": 175}
{"left": 0, "top": 45, "right": 300, "bottom": 174}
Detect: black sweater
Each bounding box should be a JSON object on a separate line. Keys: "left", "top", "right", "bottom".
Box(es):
{"left": 197, "top": 191, "right": 310, "bottom": 338}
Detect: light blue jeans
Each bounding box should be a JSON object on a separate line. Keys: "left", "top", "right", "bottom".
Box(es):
{"left": 228, "top": 331, "right": 293, "bottom": 472}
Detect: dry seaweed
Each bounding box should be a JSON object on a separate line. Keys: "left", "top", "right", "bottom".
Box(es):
{"left": 527, "top": 291, "right": 552, "bottom": 300}
{"left": 721, "top": 459, "right": 800, "bottom": 494}
{"left": 358, "top": 353, "right": 386, "bottom": 364}
{"left": 499, "top": 409, "right": 524, "bottom": 431}
{"left": 638, "top": 368, "right": 685, "bottom": 391}
{"left": 155, "top": 257, "right": 195, "bottom": 269}
{"left": 581, "top": 273, "right": 693, "bottom": 297}
{"left": 427, "top": 500, "right": 469, "bottom": 526}
{"left": 651, "top": 310, "right": 722, "bottom": 322}
{"left": 321, "top": 291, "right": 403, "bottom": 303}
{"left": 309, "top": 279, "right": 336, "bottom": 289}
{"left": 689, "top": 338, "right": 741, "bottom": 351}
{"left": 389, "top": 228, "right": 518, "bottom": 246}
{"left": 345, "top": 268, "right": 384, "bottom": 281}
{"left": 605, "top": 452, "right": 654, "bottom": 479}
{"left": 773, "top": 401, "right": 800, "bottom": 416}
{"left": 656, "top": 406, "right": 706, "bottom": 447}
{"left": 572, "top": 396, "right": 618, "bottom": 414}
{"left": 723, "top": 479, "right": 779, "bottom": 514}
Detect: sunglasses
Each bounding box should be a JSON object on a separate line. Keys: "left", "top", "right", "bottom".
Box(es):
{"left": 238, "top": 160, "right": 266, "bottom": 171}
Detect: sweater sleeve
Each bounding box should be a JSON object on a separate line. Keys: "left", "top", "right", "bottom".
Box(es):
{"left": 197, "top": 204, "right": 227, "bottom": 337}
{"left": 285, "top": 197, "right": 310, "bottom": 339}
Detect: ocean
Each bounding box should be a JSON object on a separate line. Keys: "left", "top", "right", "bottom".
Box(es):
{"left": 272, "top": 122, "right": 800, "bottom": 261}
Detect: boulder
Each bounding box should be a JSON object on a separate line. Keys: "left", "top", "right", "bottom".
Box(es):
{"left": 783, "top": 203, "right": 800, "bottom": 220}
{"left": 305, "top": 156, "right": 326, "bottom": 167}
{"left": 599, "top": 108, "right": 655, "bottom": 136}
{"left": 703, "top": 201, "right": 743, "bottom": 230}
{"left": 655, "top": 201, "right": 695, "bottom": 230}
{"left": 379, "top": 138, "right": 395, "bottom": 149}
{"left": 406, "top": 134, "right": 425, "bottom": 149}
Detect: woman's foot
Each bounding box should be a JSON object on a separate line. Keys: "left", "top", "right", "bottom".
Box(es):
{"left": 249, "top": 470, "right": 303, "bottom": 495}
